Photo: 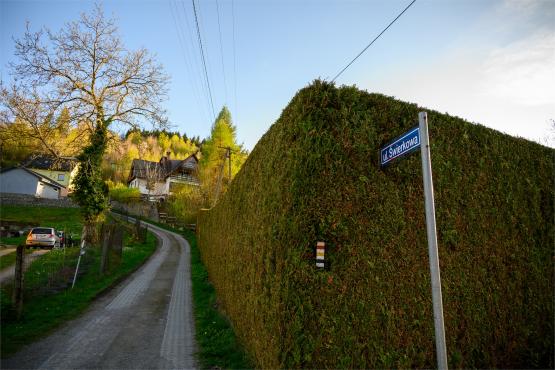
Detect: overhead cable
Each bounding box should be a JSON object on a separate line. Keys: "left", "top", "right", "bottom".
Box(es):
{"left": 331, "top": 0, "right": 417, "bottom": 83}
{"left": 216, "top": 0, "right": 228, "bottom": 104}
{"left": 192, "top": 0, "right": 216, "bottom": 121}
{"left": 169, "top": 0, "right": 210, "bottom": 124}
{"left": 231, "top": 0, "right": 238, "bottom": 122}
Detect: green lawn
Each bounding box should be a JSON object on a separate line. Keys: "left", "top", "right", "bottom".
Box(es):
{"left": 0, "top": 236, "right": 25, "bottom": 246}
{"left": 0, "top": 206, "right": 84, "bottom": 245}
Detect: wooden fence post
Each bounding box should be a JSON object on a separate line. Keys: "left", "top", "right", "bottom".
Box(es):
{"left": 110, "top": 228, "right": 124, "bottom": 267}
{"left": 100, "top": 223, "right": 112, "bottom": 274}
{"left": 13, "top": 245, "right": 24, "bottom": 320}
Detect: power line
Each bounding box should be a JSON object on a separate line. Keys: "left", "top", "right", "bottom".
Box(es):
{"left": 331, "top": 0, "right": 417, "bottom": 83}
{"left": 215, "top": 0, "right": 228, "bottom": 104}
{"left": 169, "top": 0, "right": 210, "bottom": 125}
{"left": 231, "top": 0, "right": 238, "bottom": 122}
{"left": 192, "top": 0, "right": 216, "bottom": 121}
{"left": 178, "top": 1, "right": 214, "bottom": 124}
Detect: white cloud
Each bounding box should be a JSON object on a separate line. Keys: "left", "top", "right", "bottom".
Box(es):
{"left": 367, "top": 46, "right": 554, "bottom": 148}
{"left": 478, "top": 31, "right": 555, "bottom": 106}
{"left": 363, "top": 1, "right": 555, "bottom": 148}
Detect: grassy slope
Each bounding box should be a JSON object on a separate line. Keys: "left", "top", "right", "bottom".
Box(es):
{"left": 0, "top": 206, "right": 84, "bottom": 245}
{"left": 1, "top": 206, "right": 157, "bottom": 357}
{"left": 112, "top": 210, "right": 253, "bottom": 369}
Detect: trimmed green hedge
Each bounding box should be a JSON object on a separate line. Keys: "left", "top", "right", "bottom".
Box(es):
{"left": 197, "top": 81, "right": 554, "bottom": 368}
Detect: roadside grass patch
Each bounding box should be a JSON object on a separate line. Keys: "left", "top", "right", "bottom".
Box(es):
{"left": 111, "top": 210, "right": 253, "bottom": 369}
{"left": 0, "top": 223, "right": 157, "bottom": 357}
{"left": 187, "top": 228, "right": 253, "bottom": 369}
{"left": 0, "top": 251, "right": 17, "bottom": 270}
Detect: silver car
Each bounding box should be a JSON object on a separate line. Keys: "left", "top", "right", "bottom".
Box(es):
{"left": 26, "top": 227, "right": 60, "bottom": 249}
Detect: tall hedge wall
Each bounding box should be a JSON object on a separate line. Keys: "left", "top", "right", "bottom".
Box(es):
{"left": 197, "top": 81, "right": 554, "bottom": 368}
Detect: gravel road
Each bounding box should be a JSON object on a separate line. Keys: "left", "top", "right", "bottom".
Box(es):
{"left": 1, "top": 222, "right": 197, "bottom": 370}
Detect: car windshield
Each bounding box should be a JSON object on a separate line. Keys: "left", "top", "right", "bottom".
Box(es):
{"left": 32, "top": 228, "right": 53, "bottom": 234}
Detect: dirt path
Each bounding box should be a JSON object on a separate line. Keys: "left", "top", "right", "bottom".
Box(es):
{"left": 0, "top": 248, "right": 16, "bottom": 257}
{"left": 0, "top": 249, "right": 50, "bottom": 284}
{"left": 1, "top": 222, "right": 196, "bottom": 370}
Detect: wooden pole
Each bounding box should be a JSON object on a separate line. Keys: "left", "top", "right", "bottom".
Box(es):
{"left": 13, "top": 245, "right": 24, "bottom": 319}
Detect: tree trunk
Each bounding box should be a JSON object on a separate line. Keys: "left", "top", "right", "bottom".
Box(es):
{"left": 81, "top": 222, "right": 98, "bottom": 246}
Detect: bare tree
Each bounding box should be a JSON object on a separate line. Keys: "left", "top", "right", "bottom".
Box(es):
{"left": 144, "top": 161, "right": 165, "bottom": 201}
{"left": 0, "top": 4, "right": 169, "bottom": 231}
{"left": 2, "top": 5, "right": 168, "bottom": 132}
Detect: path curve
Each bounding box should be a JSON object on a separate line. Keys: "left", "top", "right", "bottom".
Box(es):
{"left": 0, "top": 249, "right": 50, "bottom": 284}
{"left": 2, "top": 220, "right": 196, "bottom": 370}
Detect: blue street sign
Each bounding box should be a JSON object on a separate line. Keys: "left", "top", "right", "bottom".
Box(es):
{"left": 380, "top": 126, "right": 420, "bottom": 167}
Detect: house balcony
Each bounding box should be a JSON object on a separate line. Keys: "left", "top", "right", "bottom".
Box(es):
{"left": 169, "top": 174, "right": 200, "bottom": 186}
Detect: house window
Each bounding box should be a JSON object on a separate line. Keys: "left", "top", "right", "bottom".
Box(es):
{"left": 57, "top": 174, "right": 65, "bottom": 181}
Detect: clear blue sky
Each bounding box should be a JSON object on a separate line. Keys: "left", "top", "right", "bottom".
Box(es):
{"left": 1, "top": 0, "right": 554, "bottom": 150}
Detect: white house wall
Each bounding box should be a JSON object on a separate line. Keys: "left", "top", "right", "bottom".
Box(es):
{"left": 130, "top": 178, "right": 169, "bottom": 197}
{"left": 36, "top": 181, "right": 59, "bottom": 199}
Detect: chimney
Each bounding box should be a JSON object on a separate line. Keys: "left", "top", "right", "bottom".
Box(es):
{"left": 166, "top": 151, "right": 171, "bottom": 159}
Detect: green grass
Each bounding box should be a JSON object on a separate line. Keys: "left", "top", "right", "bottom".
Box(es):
{"left": 0, "top": 217, "right": 157, "bottom": 357}
{"left": 0, "top": 236, "right": 25, "bottom": 246}
{"left": 188, "top": 228, "right": 253, "bottom": 369}
{"left": 0, "top": 251, "right": 17, "bottom": 270}
{"left": 0, "top": 205, "right": 84, "bottom": 245}
{"left": 111, "top": 209, "right": 253, "bottom": 369}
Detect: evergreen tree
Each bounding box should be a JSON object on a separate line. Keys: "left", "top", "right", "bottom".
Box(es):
{"left": 200, "top": 106, "right": 247, "bottom": 206}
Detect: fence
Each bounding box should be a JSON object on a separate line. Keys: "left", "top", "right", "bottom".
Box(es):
{"left": 4, "top": 217, "right": 148, "bottom": 319}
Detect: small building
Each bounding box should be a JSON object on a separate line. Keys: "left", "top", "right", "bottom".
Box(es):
{"left": 0, "top": 167, "right": 64, "bottom": 199}
{"left": 23, "top": 155, "right": 78, "bottom": 196}
{"left": 127, "top": 152, "right": 200, "bottom": 200}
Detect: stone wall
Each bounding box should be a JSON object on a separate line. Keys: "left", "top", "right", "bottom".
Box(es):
{"left": 110, "top": 200, "right": 159, "bottom": 222}
{"left": 0, "top": 193, "right": 78, "bottom": 208}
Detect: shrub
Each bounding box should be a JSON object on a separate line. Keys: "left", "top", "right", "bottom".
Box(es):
{"left": 108, "top": 181, "right": 140, "bottom": 203}
{"left": 166, "top": 185, "right": 204, "bottom": 224}
{"left": 197, "top": 81, "right": 554, "bottom": 368}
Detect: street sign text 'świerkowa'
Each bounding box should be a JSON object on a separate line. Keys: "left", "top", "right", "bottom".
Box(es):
{"left": 380, "top": 126, "right": 420, "bottom": 167}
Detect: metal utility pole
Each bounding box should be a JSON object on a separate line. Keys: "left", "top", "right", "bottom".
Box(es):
{"left": 218, "top": 146, "right": 233, "bottom": 179}
{"left": 228, "top": 148, "right": 232, "bottom": 179}
{"left": 419, "top": 111, "right": 448, "bottom": 370}
{"left": 212, "top": 159, "right": 226, "bottom": 207}
{"left": 212, "top": 146, "right": 235, "bottom": 207}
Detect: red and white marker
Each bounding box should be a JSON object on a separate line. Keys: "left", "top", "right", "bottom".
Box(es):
{"left": 316, "top": 241, "right": 325, "bottom": 268}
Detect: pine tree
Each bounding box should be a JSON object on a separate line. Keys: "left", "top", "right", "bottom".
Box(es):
{"left": 200, "top": 106, "right": 247, "bottom": 206}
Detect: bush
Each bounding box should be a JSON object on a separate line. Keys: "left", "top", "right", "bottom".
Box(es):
{"left": 166, "top": 185, "right": 204, "bottom": 224}
{"left": 197, "top": 81, "right": 554, "bottom": 368}
{"left": 108, "top": 181, "right": 140, "bottom": 203}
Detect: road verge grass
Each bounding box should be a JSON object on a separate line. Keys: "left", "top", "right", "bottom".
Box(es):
{"left": 112, "top": 210, "right": 253, "bottom": 369}
{"left": 0, "top": 251, "right": 17, "bottom": 270}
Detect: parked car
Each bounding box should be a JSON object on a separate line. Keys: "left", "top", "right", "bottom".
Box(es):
{"left": 26, "top": 227, "right": 60, "bottom": 249}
